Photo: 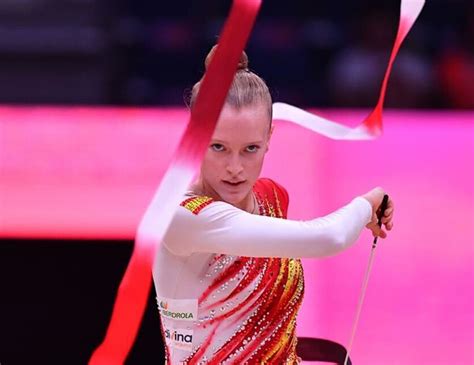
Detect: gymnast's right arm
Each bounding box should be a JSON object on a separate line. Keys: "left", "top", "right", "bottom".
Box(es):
{"left": 163, "top": 196, "right": 373, "bottom": 258}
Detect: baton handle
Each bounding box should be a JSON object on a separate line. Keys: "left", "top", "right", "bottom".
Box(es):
{"left": 373, "top": 194, "right": 389, "bottom": 248}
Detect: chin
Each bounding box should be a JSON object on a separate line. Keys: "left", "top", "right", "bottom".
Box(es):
{"left": 218, "top": 188, "right": 249, "bottom": 207}
{"left": 220, "top": 193, "right": 245, "bottom": 206}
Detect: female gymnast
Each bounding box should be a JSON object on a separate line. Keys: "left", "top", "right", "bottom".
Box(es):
{"left": 152, "top": 46, "right": 395, "bottom": 364}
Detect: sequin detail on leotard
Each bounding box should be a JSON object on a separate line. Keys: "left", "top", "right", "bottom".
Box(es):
{"left": 176, "top": 179, "right": 305, "bottom": 365}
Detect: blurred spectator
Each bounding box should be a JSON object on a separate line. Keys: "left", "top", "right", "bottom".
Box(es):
{"left": 0, "top": 0, "right": 472, "bottom": 109}
{"left": 436, "top": 7, "right": 474, "bottom": 108}
{"left": 326, "top": 9, "right": 434, "bottom": 108}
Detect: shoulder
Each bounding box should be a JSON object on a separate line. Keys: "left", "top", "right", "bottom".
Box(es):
{"left": 180, "top": 195, "right": 214, "bottom": 215}
{"left": 254, "top": 178, "right": 289, "bottom": 201}
{"left": 254, "top": 178, "right": 290, "bottom": 218}
{"left": 167, "top": 195, "right": 248, "bottom": 256}
{"left": 166, "top": 195, "right": 219, "bottom": 256}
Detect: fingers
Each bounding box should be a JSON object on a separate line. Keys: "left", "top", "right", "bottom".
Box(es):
{"left": 383, "top": 216, "right": 393, "bottom": 228}
{"left": 371, "top": 226, "right": 387, "bottom": 238}
{"left": 382, "top": 198, "right": 394, "bottom": 230}
{"left": 382, "top": 220, "right": 393, "bottom": 231}
{"left": 366, "top": 195, "right": 394, "bottom": 239}
{"left": 367, "top": 218, "right": 387, "bottom": 238}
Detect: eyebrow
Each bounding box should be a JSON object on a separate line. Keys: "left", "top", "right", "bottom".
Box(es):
{"left": 211, "top": 139, "right": 264, "bottom": 144}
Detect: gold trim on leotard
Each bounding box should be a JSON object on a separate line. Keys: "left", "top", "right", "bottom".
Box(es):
{"left": 180, "top": 196, "right": 213, "bottom": 215}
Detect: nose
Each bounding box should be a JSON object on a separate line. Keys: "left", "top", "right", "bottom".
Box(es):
{"left": 226, "top": 153, "right": 244, "bottom": 176}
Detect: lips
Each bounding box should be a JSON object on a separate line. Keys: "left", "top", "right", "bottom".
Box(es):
{"left": 222, "top": 180, "right": 245, "bottom": 187}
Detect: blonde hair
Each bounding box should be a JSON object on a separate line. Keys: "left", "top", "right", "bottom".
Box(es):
{"left": 189, "top": 45, "right": 272, "bottom": 120}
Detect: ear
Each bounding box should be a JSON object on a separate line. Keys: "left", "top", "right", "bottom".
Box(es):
{"left": 265, "top": 123, "right": 275, "bottom": 153}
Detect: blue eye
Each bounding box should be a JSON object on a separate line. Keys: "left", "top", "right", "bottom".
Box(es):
{"left": 246, "top": 145, "right": 260, "bottom": 153}
{"left": 211, "top": 143, "right": 224, "bottom": 152}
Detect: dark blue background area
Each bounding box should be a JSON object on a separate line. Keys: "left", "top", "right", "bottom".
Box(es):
{"left": 0, "top": 0, "right": 472, "bottom": 108}
{"left": 0, "top": 239, "right": 164, "bottom": 365}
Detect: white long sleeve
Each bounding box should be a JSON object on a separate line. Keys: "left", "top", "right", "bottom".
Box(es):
{"left": 163, "top": 196, "right": 372, "bottom": 258}
{"left": 154, "top": 185, "right": 372, "bottom": 363}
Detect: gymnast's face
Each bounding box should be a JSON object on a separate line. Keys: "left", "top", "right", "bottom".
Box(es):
{"left": 198, "top": 102, "right": 273, "bottom": 211}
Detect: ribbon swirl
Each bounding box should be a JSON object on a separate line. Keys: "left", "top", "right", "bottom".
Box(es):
{"left": 89, "top": 1, "right": 262, "bottom": 363}
{"left": 89, "top": 0, "right": 424, "bottom": 363}
{"left": 273, "top": 0, "right": 425, "bottom": 140}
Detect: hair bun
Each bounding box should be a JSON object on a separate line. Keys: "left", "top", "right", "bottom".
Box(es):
{"left": 237, "top": 51, "right": 249, "bottom": 71}
{"left": 205, "top": 45, "right": 249, "bottom": 71}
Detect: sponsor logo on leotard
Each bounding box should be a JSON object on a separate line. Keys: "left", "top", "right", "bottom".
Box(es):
{"left": 163, "top": 327, "right": 194, "bottom": 351}
{"left": 156, "top": 296, "right": 198, "bottom": 322}
{"left": 161, "top": 309, "right": 194, "bottom": 320}
{"left": 159, "top": 301, "right": 169, "bottom": 310}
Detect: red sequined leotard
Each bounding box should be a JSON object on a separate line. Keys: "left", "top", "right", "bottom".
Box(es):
{"left": 153, "top": 178, "right": 372, "bottom": 364}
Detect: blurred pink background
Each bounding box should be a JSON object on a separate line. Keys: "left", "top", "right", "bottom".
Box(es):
{"left": 1, "top": 107, "right": 473, "bottom": 364}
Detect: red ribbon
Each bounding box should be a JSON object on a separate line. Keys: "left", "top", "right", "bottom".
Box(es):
{"left": 273, "top": 0, "right": 425, "bottom": 140}
{"left": 89, "top": 1, "right": 262, "bottom": 363}
{"left": 89, "top": 0, "right": 425, "bottom": 362}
